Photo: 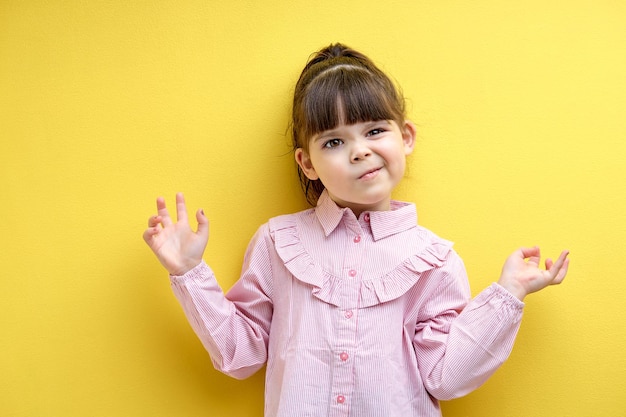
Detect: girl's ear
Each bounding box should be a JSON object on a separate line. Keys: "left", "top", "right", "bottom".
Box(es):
{"left": 401, "top": 121, "right": 417, "bottom": 156}
{"left": 295, "top": 148, "right": 319, "bottom": 180}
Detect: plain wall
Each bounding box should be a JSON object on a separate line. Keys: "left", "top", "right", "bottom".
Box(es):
{"left": 2, "top": 1, "right": 625, "bottom": 416}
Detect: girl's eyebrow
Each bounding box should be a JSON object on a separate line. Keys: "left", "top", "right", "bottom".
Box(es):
{"left": 313, "top": 121, "right": 392, "bottom": 142}
{"left": 365, "top": 120, "right": 390, "bottom": 129}
{"left": 313, "top": 129, "right": 342, "bottom": 142}
{"left": 312, "top": 120, "right": 391, "bottom": 142}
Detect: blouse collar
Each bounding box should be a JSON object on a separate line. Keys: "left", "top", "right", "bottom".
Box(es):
{"left": 314, "top": 190, "right": 417, "bottom": 241}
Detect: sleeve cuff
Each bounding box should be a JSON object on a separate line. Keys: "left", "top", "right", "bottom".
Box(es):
{"left": 169, "top": 260, "right": 211, "bottom": 282}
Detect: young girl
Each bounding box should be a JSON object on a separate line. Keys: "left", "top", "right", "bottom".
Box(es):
{"left": 143, "top": 43, "right": 569, "bottom": 417}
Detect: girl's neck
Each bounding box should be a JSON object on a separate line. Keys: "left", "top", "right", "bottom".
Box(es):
{"left": 328, "top": 194, "right": 392, "bottom": 218}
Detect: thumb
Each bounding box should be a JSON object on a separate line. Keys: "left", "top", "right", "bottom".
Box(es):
{"left": 196, "top": 209, "right": 210, "bottom": 238}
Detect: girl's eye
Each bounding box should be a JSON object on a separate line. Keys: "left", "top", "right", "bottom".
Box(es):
{"left": 323, "top": 139, "right": 343, "bottom": 149}
{"left": 367, "top": 128, "right": 385, "bottom": 137}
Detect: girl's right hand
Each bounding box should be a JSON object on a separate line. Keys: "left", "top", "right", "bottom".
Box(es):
{"left": 143, "top": 192, "right": 209, "bottom": 276}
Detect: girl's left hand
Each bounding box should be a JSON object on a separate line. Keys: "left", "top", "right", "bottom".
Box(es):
{"left": 497, "top": 247, "right": 570, "bottom": 301}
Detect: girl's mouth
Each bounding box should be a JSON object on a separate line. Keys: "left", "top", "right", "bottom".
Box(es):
{"left": 359, "top": 167, "right": 381, "bottom": 180}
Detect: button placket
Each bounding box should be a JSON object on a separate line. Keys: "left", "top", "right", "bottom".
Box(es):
{"left": 329, "top": 219, "right": 364, "bottom": 416}
{"left": 344, "top": 225, "right": 362, "bottom": 280}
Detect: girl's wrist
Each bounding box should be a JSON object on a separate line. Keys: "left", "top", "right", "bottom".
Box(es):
{"left": 169, "top": 259, "right": 202, "bottom": 277}
{"left": 497, "top": 279, "right": 527, "bottom": 301}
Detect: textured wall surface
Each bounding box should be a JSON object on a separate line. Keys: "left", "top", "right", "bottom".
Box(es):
{"left": 2, "top": 1, "right": 625, "bottom": 416}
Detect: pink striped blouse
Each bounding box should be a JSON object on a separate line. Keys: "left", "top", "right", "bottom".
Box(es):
{"left": 170, "top": 191, "right": 524, "bottom": 417}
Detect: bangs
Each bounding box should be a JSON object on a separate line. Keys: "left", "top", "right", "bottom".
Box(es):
{"left": 300, "top": 66, "right": 403, "bottom": 141}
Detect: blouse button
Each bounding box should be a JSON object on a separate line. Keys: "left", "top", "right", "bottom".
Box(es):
{"left": 353, "top": 235, "right": 361, "bottom": 243}
{"left": 344, "top": 310, "right": 353, "bottom": 319}
{"left": 348, "top": 269, "right": 357, "bottom": 277}
{"left": 340, "top": 352, "right": 349, "bottom": 361}
{"left": 363, "top": 213, "right": 370, "bottom": 222}
{"left": 337, "top": 395, "right": 346, "bottom": 404}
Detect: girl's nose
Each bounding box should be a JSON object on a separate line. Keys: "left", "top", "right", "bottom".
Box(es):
{"left": 351, "top": 142, "right": 372, "bottom": 162}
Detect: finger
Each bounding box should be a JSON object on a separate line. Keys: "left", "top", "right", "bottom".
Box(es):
{"left": 142, "top": 227, "right": 160, "bottom": 244}
{"left": 547, "top": 250, "right": 570, "bottom": 282}
{"left": 196, "top": 208, "right": 209, "bottom": 238}
{"left": 519, "top": 246, "right": 541, "bottom": 265}
{"left": 551, "top": 251, "right": 570, "bottom": 280}
{"left": 557, "top": 258, "right": 570, "bottom": 282}
{"left": 148, "top": 215, "right": 161, "bottom": 228}
{"left": 553, "top": 258, "right": 569, "bottom": 284}
{"left": 550, "top": 250, "right": 569, "bottom": 272}
{"left": 175, "top": 192, "right": 188, "bottom": 223}
{"left": 156, "top": 197, "right": 173, "bottom": 227}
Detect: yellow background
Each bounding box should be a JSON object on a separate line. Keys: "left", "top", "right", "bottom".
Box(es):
{"left": 2, "top": 1, "right": 625, "bottom": 416}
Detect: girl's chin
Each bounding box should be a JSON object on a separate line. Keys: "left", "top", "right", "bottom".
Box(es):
{"left": 330, "top": 195, "right": 391, "bottom": 213}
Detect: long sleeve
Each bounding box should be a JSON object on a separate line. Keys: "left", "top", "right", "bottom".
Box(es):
{"left": 165, "top": 195, "right": 527, "bottom": 416}
{"left": 169, "top": 225, "right": 274, "bottom": 380}
{"left": 413, "top": 253, "right": 524, "bottom": 400}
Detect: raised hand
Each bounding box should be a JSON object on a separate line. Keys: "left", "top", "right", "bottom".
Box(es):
{"left": 497, "top": 246, "right": 570, "bottom": 301}
{"left": 143, "top": 192, "right": 209, "bottom": 276}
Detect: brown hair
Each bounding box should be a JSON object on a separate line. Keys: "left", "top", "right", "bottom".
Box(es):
{"left": 291, "top": 43, "right": 407, "bottom": 205}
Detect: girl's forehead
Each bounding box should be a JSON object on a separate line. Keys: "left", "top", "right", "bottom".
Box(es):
{"left": 308, "top": 95, "right": 394, "bottom": 131}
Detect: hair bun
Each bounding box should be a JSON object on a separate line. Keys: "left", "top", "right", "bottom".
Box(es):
{"left": 307, "top": 43, "right": 369, "bottom": 67}
{"left": 325, "top": 43, "right": 353, "bottom": 58}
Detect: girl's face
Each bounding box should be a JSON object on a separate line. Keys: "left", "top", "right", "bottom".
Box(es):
{"left": 295, "top": 119, "right": 416, "bottom": 216}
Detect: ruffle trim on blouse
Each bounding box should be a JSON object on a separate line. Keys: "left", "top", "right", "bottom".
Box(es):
{"left": 269, "top": 215, "right": 453, "bottom": 308}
